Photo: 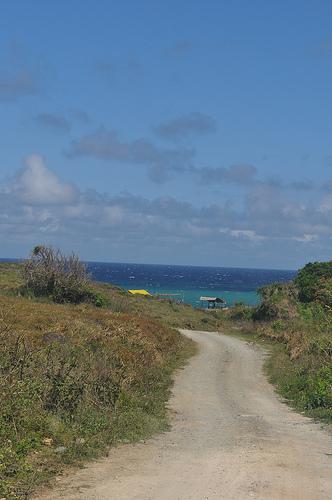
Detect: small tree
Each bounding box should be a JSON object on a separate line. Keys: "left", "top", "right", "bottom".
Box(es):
{"left": 295, "top": 261, "right": 332, "bottom": 305}
{"left": 22, "top": 245, "right": 90, "bottom": 304}
{"left": 252, "top": 282, "right": 298, "bottom": 321}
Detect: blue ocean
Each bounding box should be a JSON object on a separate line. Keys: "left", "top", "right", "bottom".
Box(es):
{"left": 87, "top": 262, "right": 296, "bottom": 308}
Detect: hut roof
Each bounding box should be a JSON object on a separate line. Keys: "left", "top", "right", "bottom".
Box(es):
{"left": 128, "top": 289, "right": 152, "bottom": 296}
{"left": 200, "top": 296, "right": 226, "bottom": 303}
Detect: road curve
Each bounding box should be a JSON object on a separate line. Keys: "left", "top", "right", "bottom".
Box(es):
{"left": 37, "top": 330, "right": 332, "bottom": 500}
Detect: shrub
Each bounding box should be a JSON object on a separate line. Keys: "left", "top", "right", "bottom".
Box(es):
{"left": 271, "top": 319, "right": 285, "bottom": 332}
{"left": 22, "top": 245, "right": 91, "bottom": 304}
{"left": 304, "top": 366, "right": 332, "bottom": 409}
{"left": 295, "top": 261, "right": 332, "bottom": 306}
{"left": 252, "top": 282, "right": 298, "bottom": 321}
{"left": 229, "top": 302, "right": 253, "bottom": 321}
{"left": 86, "top": 290, "right": 109, "bottom": 308}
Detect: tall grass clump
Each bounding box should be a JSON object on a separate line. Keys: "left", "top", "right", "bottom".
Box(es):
{"left": 22, "top": 245, "right": 95, "bottom": 305}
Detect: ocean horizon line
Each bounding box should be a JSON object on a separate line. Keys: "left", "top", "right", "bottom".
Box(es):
{"left": 0, "top": 257, "right": 297, "bottom": 274}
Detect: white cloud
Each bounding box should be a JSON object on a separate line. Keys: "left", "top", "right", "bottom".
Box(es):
{"left": 292, "top": 234, "right": 318, "bottom": 243}
{"left": 230, "top": 229, "right": 265, "bottom": 242}
{"left": 10, "top": 154, "right": 77, "bottom": 205}
{"left": 219, "top": 228, "right": 265, "bottom": 242}
{"left": 103, "top": 206, "right": 125, "bottom": 225}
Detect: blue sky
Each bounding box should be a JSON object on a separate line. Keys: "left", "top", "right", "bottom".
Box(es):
{"left": 1, "top": 0, "right": 332, "bottom": 269}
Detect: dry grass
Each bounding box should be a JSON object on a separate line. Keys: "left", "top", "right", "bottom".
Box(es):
{"left": 0, "top": 262, "right": 226, "bottom": 332}
{"left": 0, "top": 262, "right": 23, "bottom": 294}
{"left": 90, "top": 283, "right": 227, "bottom": 331}
{"left": 0, "top": 267, "right": 196, "bottom": 499}
{"left": 0, "top": 261, "right": 225, "bottom": 498}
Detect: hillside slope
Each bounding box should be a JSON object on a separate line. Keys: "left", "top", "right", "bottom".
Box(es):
{"left": 0, "top": 263, "right": 200, "bottom": 499}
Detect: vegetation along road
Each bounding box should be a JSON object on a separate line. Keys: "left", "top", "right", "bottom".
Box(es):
{"left": 38, "top": 329, "right": 332, "bottom": 500}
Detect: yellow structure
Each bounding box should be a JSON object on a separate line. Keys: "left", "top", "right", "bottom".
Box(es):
{"left": 128, "top": 289, "right": 152, "bottom": 296}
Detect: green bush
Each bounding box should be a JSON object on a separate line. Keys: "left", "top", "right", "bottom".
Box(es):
{"left": 304, "top": 366, "right": 332, "bottom": 409}
{"left": 252, "top": 282, "right": 298, "bottom": 321}
{"left": 229, "top": 302, "right": 253, "bottom": 321}
{"left": 87, "top": 290, "right": 109, "bottom": 308}
{"left": 295, "top": 261, "right": 332, "bottom": 306}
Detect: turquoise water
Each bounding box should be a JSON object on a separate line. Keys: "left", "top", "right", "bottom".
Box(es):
{"left": 88, "top": 262, "right": 296, "bottom": 308}
{"left": 146, "top": 287, "right": 259, "bottom": 307}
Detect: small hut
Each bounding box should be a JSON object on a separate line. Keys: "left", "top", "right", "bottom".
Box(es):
{"left": 200, "top": 296, "right": 226, "bottom": 309}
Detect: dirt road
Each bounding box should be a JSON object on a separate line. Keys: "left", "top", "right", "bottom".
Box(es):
{"left": 37, "top": 330, "right": 332, "bottom": 500}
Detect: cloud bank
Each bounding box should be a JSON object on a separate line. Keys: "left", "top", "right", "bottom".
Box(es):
{"left": 1, "top": 155, "right": 332, "bottom": 266}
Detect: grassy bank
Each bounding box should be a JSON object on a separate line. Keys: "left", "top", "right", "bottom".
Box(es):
{"left": 0, "top": 295, "right": 195, "bottom": 498}
{"left": 0, "top": 262, "right": 203, "bottom": 499}
{"left": 227, "top": 276, "right": 332, "bottom": 425}
{"left": 259, "top": 308, "right": 332, "bottom": 424}
{"left": 0, "top": 262, "right": 226, "bottom": 332}
{"left": 265, "top": 343, "right": 332, "bottom": 423}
